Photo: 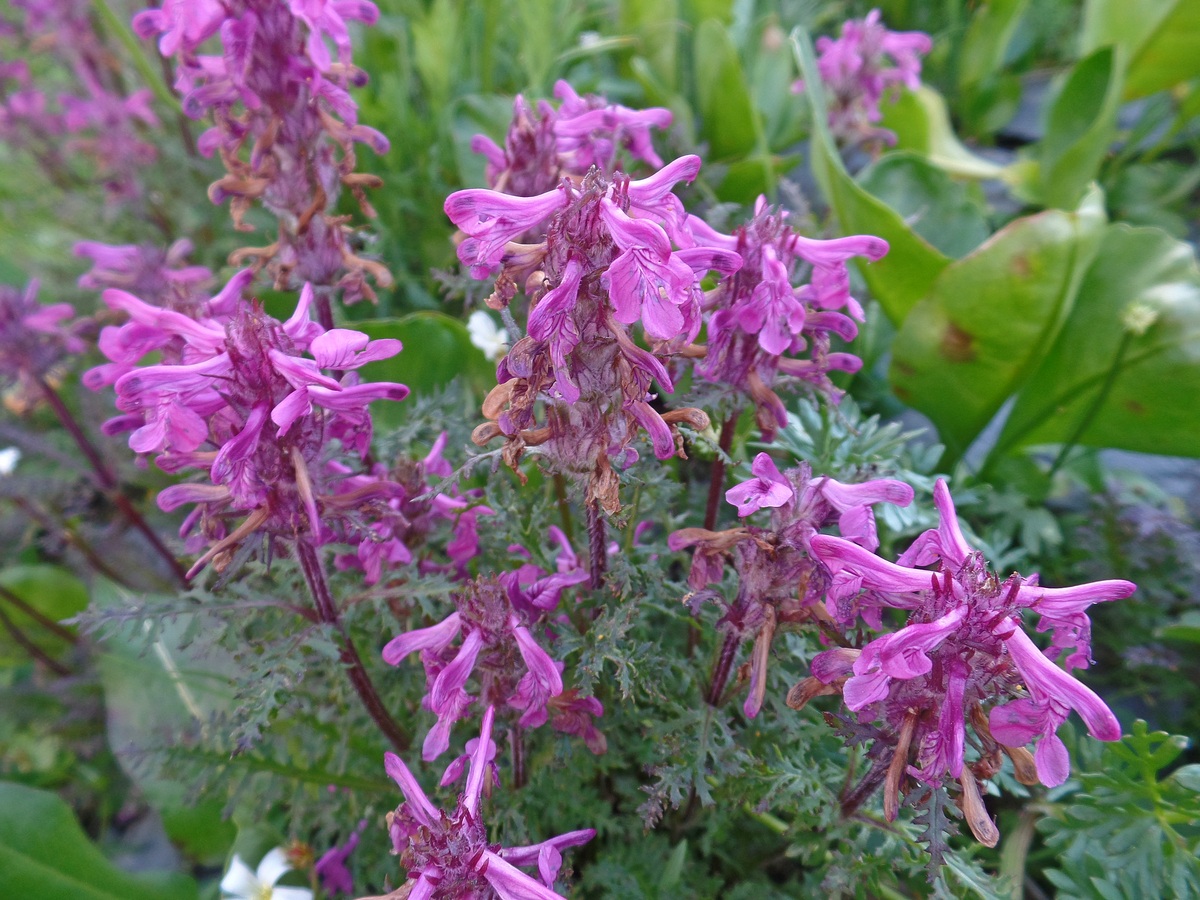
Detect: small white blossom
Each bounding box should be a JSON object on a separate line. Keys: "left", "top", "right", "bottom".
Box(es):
{"left": 220, "top": 847, "right": 312, "bottom": 900}
{"left": 467, "top": 310, "right": 508, "bottom": 361}
{"left": 0, "top": 447, "right": 19, "bottom": 475}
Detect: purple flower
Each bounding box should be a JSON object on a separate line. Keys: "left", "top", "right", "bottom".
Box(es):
{"left": 801, "top": 8, "right": 932, "bottom": 146}
{"left": 726, "top": 453, "right": 794, "bottom": 517}
{"left": 453, "top": 153, "right": 732, "bottom": 512}
{"left": 799, "top": 478, "right": 1133, "bottom": 839}
{"left": 383, "top": 537, "right": 593, "bottom": 760}
{"left": 136, "top": 0, "right": 390, "bottom": 302}
{"left": 688, "top": 198, "right": 887, "bottom": 439}
{"left": 314, "top": 826, "right": 361, "bottom": 896}
{"left": 385, "top": 706, "right": 594, "bottom": 899}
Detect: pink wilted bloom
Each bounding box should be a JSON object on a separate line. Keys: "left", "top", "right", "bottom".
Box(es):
{"left": 384, "top": 706, "right": 595, "bottom": 899}
{"left": 449, "top": 155, "right": 739, "bottom": 514}
{"left": 684, "top": 197, "right": 887, "bottom": 439}
{"left": 671, "top": 461, "right": 912, "bottom": 718}
{"left": 382, "top": 530, "right": 594, "bottom": 760}
{"left": 799, "top": 8, "right": 932, "bottom": 147}
{"left": 796, "top": 478, "right": 1133, "bottom": 844}
{"left": 135, "top": 0, "right": 389, "bottom": 307}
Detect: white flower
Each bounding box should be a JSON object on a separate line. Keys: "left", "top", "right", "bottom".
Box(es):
{"left": 0, "top": 447, "right": 19, "bottom": 475}
{"left": 220, "top": 847, "right": 313, "bottom": 900}
{"left": 467, "top": 310, "right": 508, "bottom": 361}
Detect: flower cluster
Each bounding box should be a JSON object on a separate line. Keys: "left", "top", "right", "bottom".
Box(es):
{"left": 93, "top": 275, "right": 408, "bottom": 575}
{"left": 384, "top": 706, "right": 595, "bottom": 899}
{"left": 332, "top": 432, "right": 494, "bottom": 585}
{"left": 449, "top": 155, "right": 739, "bottom": 512}
{"left": 75, "top": 239, "right": 213, "bottom": 312}
{"left": 0, "top": 280, "right": 88, "bottom": 411}
{"left": 0, "top": 0, "right": 158, "bottom": 199}
{"left": 472, "top": 79, "right": 673, "bottom": 197}
{"left": 383, "top": 527, "right": 600, "bottom": 759}
{"left": 135, "top": 0, "right": 391, "bottom": 307}
{"left": 801, "top": 8, "right": 932, "bottom": 146}
{"left": 670, "top": 453, "right": 913, "bottom": 716}
{"left": 685, "top": 198, "right": 888, "bottom": 438}
{"left": 791, "top": 479, "right": 1133, "bottom": 844}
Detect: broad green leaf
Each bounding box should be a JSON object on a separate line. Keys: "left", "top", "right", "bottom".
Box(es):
{"left": 0, "top": 566, "right": 87, "bottom": 667}
{"left": 620, "top": 0, "right": 679, "bottom": 93}
{"left": 857, "top": 153, "right": 991, "bottom": 258}
{"left": 0, "top": 781, "right": 197, "bottom": 900}
{"left": 356, "top": 313, "right": 495, "bottom": 430}
{"left": 92, "top": 580, "right": 237, "bottom": 863}
{"left": 693, "top": 20, "right": 758, "bottom": 161}
{"left": 1081, "top": 0, "right": 1200, "bottom": 99}
{"left": 957, "top": 0, "right": 1031, "bottom": 91}
{"left": 890, "top": 187, "right": 1106, "bottom": 462}
{"left": 1040, "top": 47, "right": 1124, "bottom": 209}
{"left": 879, "top": 86, "right": 1008, "bottom": 180}
{"left": 791, "top": 28, "right": 952, "bottom": 324}
{"left": 994, "top": 225, "right": 1200, "bottom": 459}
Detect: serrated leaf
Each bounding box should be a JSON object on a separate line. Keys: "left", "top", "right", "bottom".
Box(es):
{"left": 890, "top": 186, "right": 1106, "bottom": 462}
{"left": 994, "top": 225, "right": 1200, "bottom": 460}
{"left": 790, "top": 28, "right": 952, "bottom": 324}
{"left": 0, "top": 781, "right": 197, "bottom": 900}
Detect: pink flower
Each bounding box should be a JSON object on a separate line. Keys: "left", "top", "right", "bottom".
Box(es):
{"left": 725, "top": 453, "right": 794, "bottom": 517}
{"left": 385, "top": 707, "right": 594, "bottom": 898}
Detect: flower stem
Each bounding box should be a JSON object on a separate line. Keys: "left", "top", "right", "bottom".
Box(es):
{"left": 0, "top": 602, "right": 72, "bottom": 675}
{"left": 0, "top": 583, "right": 79, "bottom": 645}
{"left": 702, "top": 412, "right": 739, "bottom": 533}
{"left": 295, "top": 539, "right": 410, "bottom": 752}
{"left": 706, "top": 631, "right": 739, "bottom": 707}
{"left": 33, "top": 374, "right": 188, "bottom": 586}
{"left": 586, "top": 497, "right": 606, "bottom": 590}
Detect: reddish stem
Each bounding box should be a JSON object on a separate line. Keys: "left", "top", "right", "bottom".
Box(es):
{"left": 33, "top": 375, "right": 189, "bottom": 586}
{"left": 295, "top": 540, "right": 410, "bottom": 752}
{"left": 702, "top": 411, "right": 740, "bottom": 533}
{"left": 706, "top": 631, "right": 740, "bottom": 707}
{"left": 586, "top": 497, "right": 606, "bottom": 590}
{"left": 0, "top": 602, "right": 71, "bottom": 676}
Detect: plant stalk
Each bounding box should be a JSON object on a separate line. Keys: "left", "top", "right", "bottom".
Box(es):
{"left": 295, "top": 539, "right": 410, "bottom": 752}
{"left": 33, "top": 374, "right": 188, "bottom": 586}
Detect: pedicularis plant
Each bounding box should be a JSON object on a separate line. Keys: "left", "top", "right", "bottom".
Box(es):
{"left": 3, "top": 2, "right": 1199, "bottom": 899}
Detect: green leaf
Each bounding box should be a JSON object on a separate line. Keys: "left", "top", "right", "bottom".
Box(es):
{"left": 449, "top": 94, "right": 518, "bottom": 189}
{"left": 879, "top": 86, "right": 1008, "bottom": 180}
{"left": 994, "top": 224, "right": 1200, "bottom": 459}
{"left": 0, "top": 566, "right": 87, "bottom": 666}
{"left": 890, "top": 186, "right": 1106, "bottom": 462}
{"left": 857, "top": 152, "right": 991, "bottom": 258}
{"left": 91, "top": 580, "right": 238, "bottom": 862}
{"left": 693, "top": 20, "right": 758, "bottom": 161}
{"left": 1171, "top": 764, "right": 1200, "bottom": 793}
{"left": 0, "top": 781, "right": 197, "bottom": 900}
{"left": 355, "top": 313, "right": 494, "bottom": 430}
{"left": 790, "top": 28, "right": 952, "bottom": 323}
{"left": 1081, "top": 0, "right": 1200, "bottom": 99}
{"left": 957, "top": 0, "right": 1031, "bottom": 92}
{"left": 1040, "top": 47, "right": 1124, "bottom": 209}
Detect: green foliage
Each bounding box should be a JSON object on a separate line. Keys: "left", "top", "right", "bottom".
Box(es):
{"left": 889, "top": 187, "right": 1106, "bottom": 464}
{"left": 1037, "top": 721, "right": 1200, "bottom": 898}
{"left": 0, "top": 781, "right": 198, "bottom": 900}
{"left": 1081, "top": 0, "right": 1200, "bottom": 99}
